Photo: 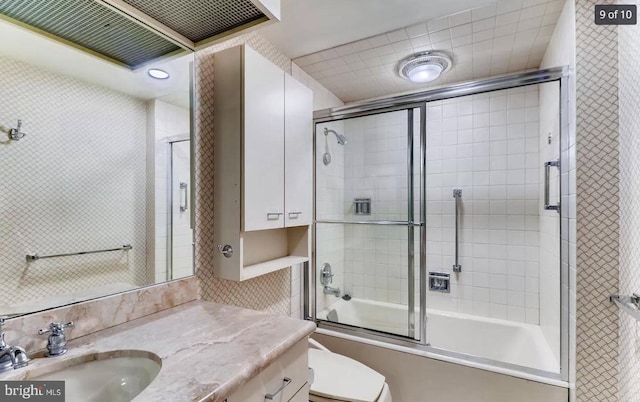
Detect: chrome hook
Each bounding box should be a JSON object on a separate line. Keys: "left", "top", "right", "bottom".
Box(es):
{"left": 9, "top": 120, "right": 26, "bottom": 141}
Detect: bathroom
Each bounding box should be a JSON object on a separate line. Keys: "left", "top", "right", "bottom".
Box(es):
{"left": 0, "top": 0, "right": 636, "bottom": 401}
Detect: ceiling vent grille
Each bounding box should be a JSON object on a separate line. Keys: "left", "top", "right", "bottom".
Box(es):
{"left": 0, "top": 0, "right": 182, "bottom": 68}
{"left": 122, "top": 0, "right": 266, "bottom": 43}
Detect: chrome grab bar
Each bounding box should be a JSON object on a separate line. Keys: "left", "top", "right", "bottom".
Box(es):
{"left": 544, "top": 160, "right": 560, "bottom": 212}
{"left": 453, "top": 189, "right": 462, "bottom": 273}
{"left": 26, "top": 244, "right": 132, "bottom": 262}
{"left": 610, "top": 294, "right": 640, "bottom": 322}
{"left": 179, "top": 182, "right": 188, "bottom": 212}
{"left": 315, "top": 219, "right": 423, "bottom": 226}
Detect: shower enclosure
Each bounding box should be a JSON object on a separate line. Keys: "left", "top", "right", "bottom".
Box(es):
{"left": 307, "top": 67, "right": 570, "bottom": 382}
{"left": 167, "top": 138, "right": 194, "bottom": 280}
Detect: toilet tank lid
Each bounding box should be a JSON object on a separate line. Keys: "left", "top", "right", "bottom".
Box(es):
{"left": 309, "top": 348, "right": 386, "bottom": 402}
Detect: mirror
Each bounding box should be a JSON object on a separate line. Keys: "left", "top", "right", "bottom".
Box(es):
{"left": 0, "top": 15, "right": 195, "bottom": 318}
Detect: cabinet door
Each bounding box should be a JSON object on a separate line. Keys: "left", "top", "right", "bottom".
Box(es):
{"left": 224, "top": 340, "right": 308, "bottom": 402}
{"left": 289, "top": 383, "right": 310, "bottom": 402}
{"left": 243, "top": 45, "right": 285, "bottom": 231}
{"left": 284, "top": 74, "right": 313, "bottom": 227}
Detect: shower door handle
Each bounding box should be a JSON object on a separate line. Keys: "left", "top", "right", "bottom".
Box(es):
{"left": 179, "top": 182, "right": 188, "bottom": 212}
{"left": 544, "top": 160, "right": 560, "bottom": 212}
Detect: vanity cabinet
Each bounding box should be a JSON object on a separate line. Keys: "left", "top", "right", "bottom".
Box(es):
{"left": 225, "top": 338, "right": 309, "bottom": 402}
{"left": 213, "top": 44, "right": 312, "bottom": 281}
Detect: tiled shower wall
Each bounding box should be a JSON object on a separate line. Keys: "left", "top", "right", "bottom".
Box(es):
{"left": 538, "top": 81, "right": 562, "bottom": 359}
{"left": 315, "top": 120, "right": 345, "bottom": 313}
{"left": 424, "top": 88, "right": 542, "bottom": 324}
{"left": 321, "top": 89, "right": 546, "bottom": 325}
{"left": 340, "top": 111, "right": 414, "bottom": 305}
{"left": 0, "top": 55, "right": 148, "bottom": 307}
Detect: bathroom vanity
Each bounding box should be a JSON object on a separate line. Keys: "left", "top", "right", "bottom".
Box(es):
{"left": 0, "top": 301, "right": 315, "bottom": 402}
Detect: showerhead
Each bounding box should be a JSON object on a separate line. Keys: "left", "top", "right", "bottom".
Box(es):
{"left": 324, "top": 128, "right": 348, "bottom": 145}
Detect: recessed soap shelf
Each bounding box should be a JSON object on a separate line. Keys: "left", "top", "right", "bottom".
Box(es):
{"left": 354, "top": 198, "right": 371, "bottom": 215}
{"left": 429, "top": 272, "right": 450, "bottom": 293}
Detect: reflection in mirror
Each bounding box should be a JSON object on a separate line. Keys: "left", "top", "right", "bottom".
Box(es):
{"left": 0, "top": 17, "right": 195, "bottom": 318}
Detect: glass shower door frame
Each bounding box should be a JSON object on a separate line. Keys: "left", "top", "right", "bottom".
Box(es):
{"left": 312, "top": 106, "right": 423, "bottom": 340}
{"left": 308, "top": 66, "right": 570, "bottom": 383}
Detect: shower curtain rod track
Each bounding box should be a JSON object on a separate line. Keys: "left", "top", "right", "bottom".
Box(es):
{"left": 314, "top": 66, "right": 569, "bottom": 121}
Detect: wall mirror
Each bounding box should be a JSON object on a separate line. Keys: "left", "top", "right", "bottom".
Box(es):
{"left": 0, "top": 5, "right": 195, "bottom": 318}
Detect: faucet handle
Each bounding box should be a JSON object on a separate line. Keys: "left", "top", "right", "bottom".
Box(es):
{"left": 0, "top": 318, "right": 6, "bottom": 349}
{"left": 38, "top": 321, "right": 74, "bottom": 335}
{"left": 38, "top": 322, "right": 73, "bottom": 357}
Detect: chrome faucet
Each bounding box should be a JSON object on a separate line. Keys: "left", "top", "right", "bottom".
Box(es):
{"left": 0, "top": 318, "right": 30, "bottom": 374}
{"left": 39, "top": 322, "right": 74, "bottom": 356}
{"left": 320, "top": 262, "right": 341, "bottom": 297}
{"left": 323, "top": 285, "right": 341, "bottom": 297}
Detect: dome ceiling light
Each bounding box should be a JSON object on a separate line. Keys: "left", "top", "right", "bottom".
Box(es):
{"left": 398, "top": 51, "right": 452, "bottom": 83}
{"left": 147, "top": 68, "right": 170, "bottom": 80}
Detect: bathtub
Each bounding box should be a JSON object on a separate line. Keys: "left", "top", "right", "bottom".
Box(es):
{"left": 317, "top": 297, "right": 559, "bottom": 374}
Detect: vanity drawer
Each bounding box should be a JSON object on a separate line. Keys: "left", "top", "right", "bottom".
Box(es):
{"left": 225, "top": 338, "right": 308, "bottom": 402}
{"left": 289, "top": 383, "right": 310, "bottom": 402}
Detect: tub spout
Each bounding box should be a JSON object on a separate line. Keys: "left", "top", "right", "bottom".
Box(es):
{"left": 323, "top": 285, "right": 341, "bottom": 297}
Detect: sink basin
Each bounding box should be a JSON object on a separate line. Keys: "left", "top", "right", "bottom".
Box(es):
{"left": 32, "top": 350, "right": 161, "bottom": 402}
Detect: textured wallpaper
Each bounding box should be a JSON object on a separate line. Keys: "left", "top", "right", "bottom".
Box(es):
{"left": 575, "top": 0, "right": 619, "bottom": 400}
{"left": 617, "top": 0, "right": 640, "bottom": 399}
{"left": 0, "top": 56, "right": 148, "bottom": 308}
{"left": 194, "top": 32, "right": 294, "bottom": 317}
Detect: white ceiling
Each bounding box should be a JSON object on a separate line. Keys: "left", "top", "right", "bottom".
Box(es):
{"left": 0, "top": 19, "right": 192, "bottom": 108}
{"left": 273, "top": 0, "right": 566, "bottom": 103}
{"left": 260, "top": 0, "right": 496, "bottom": 59}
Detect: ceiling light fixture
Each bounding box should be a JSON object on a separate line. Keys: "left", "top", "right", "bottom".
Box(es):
{"left": 147, "top": 68, "right": 170, "bottom": 80}
{"left": 398, "top": 51, "right": 452, "bottom": 83}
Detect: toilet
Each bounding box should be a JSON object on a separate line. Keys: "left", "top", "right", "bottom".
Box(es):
{"left": 308, "top": 339, "right": 393, "bottom": 402}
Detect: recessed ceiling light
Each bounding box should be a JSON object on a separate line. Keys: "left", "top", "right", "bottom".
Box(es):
{"left": 398, "top": 52, "right": 452, "bottom": 83}
{"left": 148, "top": 68, "right": 170, "bottom": 80}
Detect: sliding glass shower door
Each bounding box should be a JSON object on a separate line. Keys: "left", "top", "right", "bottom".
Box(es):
{"left": 309, "top": 68, "right": 569, "bottom": 381}
{"left": 314, "top": 108, "right": 422, "bottom": 339}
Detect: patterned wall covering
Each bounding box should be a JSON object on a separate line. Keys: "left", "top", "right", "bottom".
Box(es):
{"left": 194, "top": 32, "right": 294, "bottom": 316}
{"left": 574, "top": 0, "right": 619, "bottom": 400}
{"left": 0, "top": 56, "right": 148, "bottom": 309}
{"left": 617, "top": 0, "right": 640, "bottom": 399}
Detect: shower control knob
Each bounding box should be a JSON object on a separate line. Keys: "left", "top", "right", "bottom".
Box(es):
{"left": 217, "top": 244, "right": 233, "bottom": 258}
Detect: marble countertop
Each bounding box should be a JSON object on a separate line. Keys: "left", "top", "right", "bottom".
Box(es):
{"left": 1, "top": 301, "right": 316, "bottom": 402}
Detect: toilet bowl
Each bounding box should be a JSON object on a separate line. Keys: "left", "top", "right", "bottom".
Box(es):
{"left": 308, "top": 339, "right": 392, "bottom": 402}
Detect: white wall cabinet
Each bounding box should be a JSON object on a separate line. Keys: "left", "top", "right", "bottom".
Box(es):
{"left": 284, "top": 74, "right": 313, "bottom": 227}
{"left": 213, "top": 44, "right": 312, "bottom": 281}
{"left": 224, "top": 339, "right": 309, "bottom": 402}
{"left": 243, "top": 46, "right": 286, "bottom": 232}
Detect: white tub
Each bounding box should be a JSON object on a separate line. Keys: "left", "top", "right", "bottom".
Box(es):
{"left": 317, "top": 297, "right": 559, "bottom": 374}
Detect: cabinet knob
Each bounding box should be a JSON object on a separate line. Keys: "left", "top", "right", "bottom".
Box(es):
{"left": 288, "top": 212, "right": 302, "bottom": 219}
{"left": 217, "top": 244, "right": 233, "bottom": 258}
